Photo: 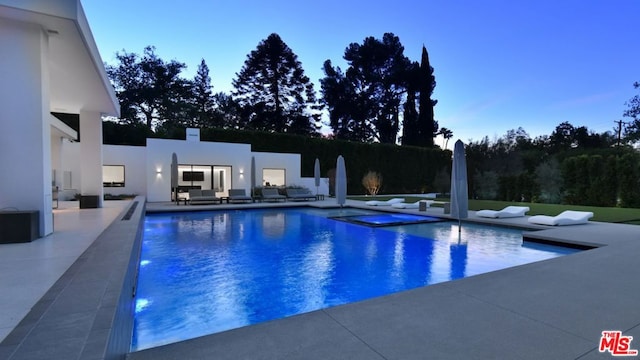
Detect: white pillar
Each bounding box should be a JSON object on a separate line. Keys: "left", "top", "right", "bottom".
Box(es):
{"left": 51, "top": 134, "right": 63, "bottom": 188}
{"left": 79, "top": 110, "right": 104, "bottom": 207}
{"left": 0, "top": 20, "right": 53, "bottom": 236}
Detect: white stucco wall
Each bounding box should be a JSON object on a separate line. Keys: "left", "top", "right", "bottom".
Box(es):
{"left": 59, "top": 138, "right": 314, "bottom": 202}
{"left": 298, "top": 177, "right": 329, "bottom": 195}
{"left": 0, "top": 20, "right": 54, "bottom": 235}
{"left": 146, "top": 138, "right": 253, "bottom": 202}
{"left": 103, "top": 145, "right": 146, "bottom": 196}
{"left": 252, "top": 151, "right": 302, "bottom": 188}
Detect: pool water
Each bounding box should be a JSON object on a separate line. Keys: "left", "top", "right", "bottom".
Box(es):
{"left": 132, "top": 208, "right": 579, "bottom": 351}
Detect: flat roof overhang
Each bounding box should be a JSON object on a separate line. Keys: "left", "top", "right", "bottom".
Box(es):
{"left": 0, "top": 0, "right": 120, "bottom": 117}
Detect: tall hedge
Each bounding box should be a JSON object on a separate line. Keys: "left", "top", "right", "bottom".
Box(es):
{"left": 561, "top": 153, "right": 639, "bottom": 208}
{"left": 196, "top": 128, "right": 451, "bottom": 195}
{"left": 617, "top": 153, "right": 640, "bottom": 207}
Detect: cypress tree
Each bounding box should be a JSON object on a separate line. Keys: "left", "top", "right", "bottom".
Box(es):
{"left": 417, "top": 45, "right": 438, "bottom": 147}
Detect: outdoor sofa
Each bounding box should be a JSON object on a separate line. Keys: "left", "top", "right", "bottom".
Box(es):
{"left": 261, "top": 188, "right": 287, "bottom": 202}
{"left": 285, "top": 188, "right": 316, "bottom": 201}
{"left": 189, "top": 189, "right": 220, "bottom": 205}
{"left": 228, "top": 189, "right": 252, "bottom": 203}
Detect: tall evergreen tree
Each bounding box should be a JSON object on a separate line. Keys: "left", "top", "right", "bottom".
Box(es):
{"left": 191, "top": 59, "right": 215, "bottom": 128}
{"left": 232, "top": 33, "right": 321, "bottom": 136}
{"left": 401, "top": 61, "right": 420, "bottom": 146}
{"left": 417, "top": 45, "right": 438, "bottom": 147}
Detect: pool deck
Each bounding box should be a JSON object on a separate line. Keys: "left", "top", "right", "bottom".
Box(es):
{"left": 2, "top": 198, "right": 639, "bottom": 359}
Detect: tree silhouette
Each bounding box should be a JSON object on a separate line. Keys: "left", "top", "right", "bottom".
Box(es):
{"left": 417, "top": 45, "right": 438, "bottom": 147}
{"left": 232, "top": 33, "right": 321, "bottom": 136}
{"left": 623, "top": 81, "right": 640, "bottom": 143}
{"left": 438, "top": 127, "right": 453, "bottom": 148}
{"left": 191, "top": 59, "right": 215, "bottom": 128}
{"left": 321, "top": 33, "right": 412, "bottom": 143}
{"left": 106, "top": 46, "right": 190, "bottom": 130}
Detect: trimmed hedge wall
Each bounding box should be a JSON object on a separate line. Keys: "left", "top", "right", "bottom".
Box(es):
{"left": 196, "top": 128, "right": 452, "bottom": 195}
{"left": 562, "top": 153, "right": 640, "bottom": 208}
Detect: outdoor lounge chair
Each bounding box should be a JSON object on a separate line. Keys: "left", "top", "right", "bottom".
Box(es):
{"left": 262, "top": 188, "right": 287, "bottom": 202}
{"left": 189, "top": 189, "right": 220, "bottom": 205}
{"left": 391, "top": 200, "right": 435, "bottom": 209}
{"left": 365, "top": 198, "right": 405, "bottom": 206}
{"left": 285, "top": 188, "right": 316, "bottom": 201}
{"left": 228, "top": 189, "right": 252, "bottom": 203}
{"left": 476, "top": 206, "right": 530, "bottom": 218}
{"left": 528, "top": 210, "right": 594, "bottom": 226}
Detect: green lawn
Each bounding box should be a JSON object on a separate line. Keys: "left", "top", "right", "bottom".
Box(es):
{"left": 348, "top": 196, "right": 640, "bottom": 225}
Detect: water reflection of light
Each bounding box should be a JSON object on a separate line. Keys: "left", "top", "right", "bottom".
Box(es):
{"left": 448, "top": 224, "right": 468, "bottom": 245}
{"left": 135, "top": 298, "right": 151, "bottom": 313}
{"left": 140, "top": 260, "right": 151, "bottom": 266}
{"left": 393, "top": 232, "right": 405, "bottom": 271}
{"left": 298, "top": 238, "right": 334, "bottom": 311}
{"left": 365, "top": 231, "right": 378, "bottom": 262}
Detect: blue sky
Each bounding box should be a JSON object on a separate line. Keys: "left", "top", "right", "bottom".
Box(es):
{"left": 82, "top": 0, "right": 639, "bottom": 148}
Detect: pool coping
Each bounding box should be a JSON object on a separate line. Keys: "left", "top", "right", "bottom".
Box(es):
{"left": 0, "top": 197, "right": 146, "bottom": 360}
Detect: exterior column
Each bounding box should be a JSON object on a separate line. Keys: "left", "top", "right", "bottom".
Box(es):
{"left": 79, "top": 110, "right": 104, "bottom": 207}
{"left": 51, "top": 134, "right": 63, "bottom": 189}
{"left": 0, "top": 20, "right": 53, "bottom": 236}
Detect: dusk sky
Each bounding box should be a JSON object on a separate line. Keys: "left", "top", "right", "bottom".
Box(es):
{"left": 82, "top": 0, "right": 639, "bottom": 148}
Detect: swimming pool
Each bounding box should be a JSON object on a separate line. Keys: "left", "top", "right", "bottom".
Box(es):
{"left": 133, "top": 208, "right": 579, "bottom": 351}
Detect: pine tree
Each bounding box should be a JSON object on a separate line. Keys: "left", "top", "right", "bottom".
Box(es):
{"left": 191, "top": 59, "right": 215, "bottom": 128}
{"left": 232, "top": 33, "right": 321, "bottom": 136}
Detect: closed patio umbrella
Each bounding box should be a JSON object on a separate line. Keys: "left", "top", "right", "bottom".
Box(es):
{"left": 171, "top": 152, "right": 178, "bottom": 203}
{"left": 314, "top": 158, "right": 321, "bottom": 195}
{"left": 450, "top": 140, "right": 468, "bottom": 231}
{"left": 251, "top": 156, "right": 256, "bottom": 200}
{"left": 336, "top": 155, "right": 347, "bottom": 207}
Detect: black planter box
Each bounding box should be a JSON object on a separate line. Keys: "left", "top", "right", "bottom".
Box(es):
{"left": 80, "top": 195, "right": 100, "bottom": 209}
{"left": 0, "top": 211, "right": 39, "bottom": 243}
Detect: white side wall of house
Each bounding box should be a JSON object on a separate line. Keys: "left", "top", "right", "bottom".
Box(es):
{"left": 103, "top": 145, "right": 146, "bottom": 196}
{"left": 0, "top": 20, "right": 53, "bottom": 235}
{"left": 61, "top": 138, "right": 314, "bottom": 202}
{"left": 252, "top": 152, "right": 302, "bottom": 188}
{"left": 298, "top": 177, "right": 329, "bottom": 195}
{"left": 146, "top": 138, "right": 253, "bottom": 202}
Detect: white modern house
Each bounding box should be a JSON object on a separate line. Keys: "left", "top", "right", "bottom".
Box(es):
{"left": 1, "top": 0, "right": 120, "bottom": 237}
{"left": 60, "top": 130, "right": 327, "bottom": 203}
{"left": 0, "top": 1, "right": 327, "bottom": 242}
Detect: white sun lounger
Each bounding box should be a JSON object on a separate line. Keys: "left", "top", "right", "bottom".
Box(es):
{"left": 391, "top": 200, "right": 435, "bottom": 209}
{"left": 528, "top": 210, "right": 594, "bottom": 226}
{"left": 476, "top": 206, "right": 530, "bottom": 218}
{"left": 365, "top": 198, "right": 405, "bottom": 206}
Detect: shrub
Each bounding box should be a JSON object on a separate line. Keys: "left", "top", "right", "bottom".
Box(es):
{"left": 362, "top": 171, "right": 383, "bottom": 195}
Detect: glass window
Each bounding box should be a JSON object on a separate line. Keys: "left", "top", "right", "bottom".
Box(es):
{"left": 103, "top": 165, "right": 125, "bottom": 187}
{"left": 263, "top": 168, "right": 285, "bottom": 187}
